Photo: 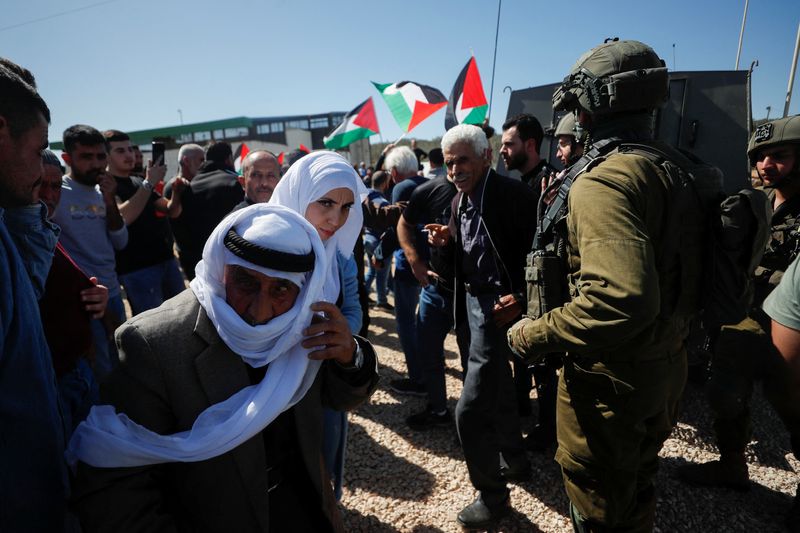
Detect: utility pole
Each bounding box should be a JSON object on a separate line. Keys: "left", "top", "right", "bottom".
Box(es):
{"left": 672, "top": 43, "right": 676, "bottom": 70}
{"left": 766, "top": 106, "right": 772, "bottom": 120}
{"left": 177, "top": 109, "right": 184, "bottom": 125}
{"left": 783, "top": 20, "right": 800, "bottom": 117}
{"left": 487, "top": 0, "right": 502, "bottom": 122}
{"left": 735, "top": 0, "right": 749, "bottom": 70}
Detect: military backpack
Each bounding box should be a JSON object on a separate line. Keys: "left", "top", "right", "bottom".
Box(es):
{"left": 525, "top": 141, "right": 771, "bottom": 340}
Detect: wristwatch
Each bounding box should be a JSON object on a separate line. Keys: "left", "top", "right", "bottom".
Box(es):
{"left": 337, "top": 339, "right": 364, "bottom": 371}
{"left": 142, "top": 180, "right": 155, "bottom": 192}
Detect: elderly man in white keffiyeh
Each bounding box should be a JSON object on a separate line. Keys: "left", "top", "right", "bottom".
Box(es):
{"left": 68, "top": 203, "right": 378, "bottom": 533}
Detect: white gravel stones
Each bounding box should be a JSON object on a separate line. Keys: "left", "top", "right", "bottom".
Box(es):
{"left": 341, "top": 306, "right": 797, "bottom": 532}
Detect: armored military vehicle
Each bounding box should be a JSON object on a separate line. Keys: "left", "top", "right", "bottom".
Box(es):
{"left": 502, "top": 70, "right": 753, "bottom": 193}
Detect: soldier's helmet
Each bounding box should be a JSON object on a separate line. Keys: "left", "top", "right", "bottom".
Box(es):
{"left": 747, "top": 114, "right": 800, "bottom": 165}
{"left": 552, "top": 40, "right": 668, "bottom": 116}
{"left": 554, "top": 113, "right": 587, "bottom": 144}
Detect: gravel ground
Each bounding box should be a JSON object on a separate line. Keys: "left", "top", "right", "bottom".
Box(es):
{"left": 340, "top": 305, "right": 798, "bottom": 532}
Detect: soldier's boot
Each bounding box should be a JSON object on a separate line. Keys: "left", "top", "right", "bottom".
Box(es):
{"left": 676, "top": 452, "right": 750, "bottom": 491}
{"left": 786, "top": 483, "right": 800, "bottom": 533}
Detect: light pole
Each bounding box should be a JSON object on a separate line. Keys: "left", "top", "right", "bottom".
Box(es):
{"left": 735, "top": 0, "right": 749, "bottom": 70}
{"left": 784, "top": 21, "right": 800, "bottom": 117}
{"left": 487, "top": 0, "right": 502, "bottom": 122}
{"left": 766, "top": 106, "right": 771, "bottom": 120}
{"left": 672, "top": 43, "right": 676, "bottom": 70}
{"left": 177, "top": 109, "right": 184, "bottom": 125}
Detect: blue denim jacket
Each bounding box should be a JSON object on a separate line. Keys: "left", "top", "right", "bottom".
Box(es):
{"left": 4, "top": 202, "right": 59, "bottom": 299}
{"left": 338, "top": 252, "right": 362, "bottom": 334}
{"left": 0, "top": 207, "right": 67, "bottom": 530}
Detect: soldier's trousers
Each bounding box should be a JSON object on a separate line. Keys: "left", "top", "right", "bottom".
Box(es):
{"left": 556, "top": 350, "right": 686, "bottom": 532}
{"left": 708, "top": 315, "right": 800, "bottom": 459}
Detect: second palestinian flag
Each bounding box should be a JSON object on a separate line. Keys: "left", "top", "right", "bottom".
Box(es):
{"left": 234, "top": 143, "right": 250, "bottom": 175}
{"left": 445, "top": 57, "right": 488, "bottom": 131}
{"left": 324, "top": 97, "right": 380, "bottom": 150}
{"left": 372, "top": 80, "right": 447, "bottom": 133}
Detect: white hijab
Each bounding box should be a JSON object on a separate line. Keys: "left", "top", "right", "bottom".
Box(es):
{"left": 270, "top": 151, "right": 368, "bottom": 304}
{"left": 66, "top": 205, "right": 328, "bottom": 468}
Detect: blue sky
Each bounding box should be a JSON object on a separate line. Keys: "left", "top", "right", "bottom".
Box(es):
{"left": 2, "top": 0, "right": 798, "bottom": 145}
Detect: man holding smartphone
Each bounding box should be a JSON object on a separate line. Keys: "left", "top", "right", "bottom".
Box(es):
{"left": 104, "top": 130, "right": 187, "bottom": 315}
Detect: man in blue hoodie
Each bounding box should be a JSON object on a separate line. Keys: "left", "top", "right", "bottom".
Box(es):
{"left": 0, "top": 58, "right": 68, "bottom": 532}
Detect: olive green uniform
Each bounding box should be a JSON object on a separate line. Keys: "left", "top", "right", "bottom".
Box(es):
{"left": 509, "top": 148, "right": 701, "bottom": 530}
{"left": 707, "top": 187, "right": 800, "bottom": 460}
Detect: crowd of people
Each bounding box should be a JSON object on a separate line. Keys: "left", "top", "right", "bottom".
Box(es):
{"left": 2, "top": 37, "right": 800, "bottom": 533}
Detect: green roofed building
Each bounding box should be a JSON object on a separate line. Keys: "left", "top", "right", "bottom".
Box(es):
{"left": 50, "top": 112, "right": 346, "bottom": 152}
{"left": 49, "top": 111, "right": 366, "bottom": 173}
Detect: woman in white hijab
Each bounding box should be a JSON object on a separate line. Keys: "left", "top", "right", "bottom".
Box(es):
{"left": 270, "top": 151, "right": 368, "bottom": 500}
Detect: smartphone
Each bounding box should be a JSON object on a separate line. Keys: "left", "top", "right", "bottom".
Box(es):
{"left": 151, "top": 141, "right": 165, "bottom": 166}
{"left": 310, "top": 312, "right": 329, "bottom": 325}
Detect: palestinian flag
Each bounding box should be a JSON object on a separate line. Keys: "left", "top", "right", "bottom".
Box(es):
{"left": 445, "top": 57, "right": 488, "bottom": 130}
{"left": 324, "top": 98, "right": 379, "bottom": 150}
{"left": 372, "top": 81, "right": 447, "bottom": 133}
{"left": 234, "top": 142, "right": 250, "bottom": 175}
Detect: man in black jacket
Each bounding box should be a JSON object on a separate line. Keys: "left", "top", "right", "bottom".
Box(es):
{"left": 427, "top": 124, "right": 538, "bottom": 529}
{"left": 501, "top": 114, "right": 559, "bottom": 449}
{"left": 165, "top": 142, "right": 243, "bottom": 279}
{"left": 500, "top": 113, "right": 554, "bottom": 191}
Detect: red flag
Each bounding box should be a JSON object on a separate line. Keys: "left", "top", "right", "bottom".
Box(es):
{"left": 299, "top": 144, "right": 310, "bottom": 154}
{"left": 277, "top": 152, "right": 285, "bottom": 165}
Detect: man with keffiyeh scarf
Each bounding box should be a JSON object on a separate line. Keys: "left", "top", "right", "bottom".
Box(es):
{"left": 69, "top": 204, "right": 378, "bottom": 533}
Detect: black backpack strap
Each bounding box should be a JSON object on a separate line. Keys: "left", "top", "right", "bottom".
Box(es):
{"left": 533, "top": 137, "right": 621, "bottom": 251}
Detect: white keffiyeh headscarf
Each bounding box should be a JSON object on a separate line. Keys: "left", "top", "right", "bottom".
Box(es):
{"left": 269, "top": 151, "right": 368, "bottom": 304}
{"left": 66, "top": 205, "right": 327, "bottom": 468}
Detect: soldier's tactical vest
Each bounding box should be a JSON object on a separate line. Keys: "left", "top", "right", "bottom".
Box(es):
{"left": 525, "top": 141, "right": 771, "bottom": 338}
{"left": 752, "top": 192, "right": 800, "bottom": 307}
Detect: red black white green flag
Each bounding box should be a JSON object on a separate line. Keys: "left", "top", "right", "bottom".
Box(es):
{"left": 445, "top": 57, "right": 488, "bottom": 131}
{"left": 234, "top": 142, "right": 250, "bottom": 175}
{"left": 323, "top": 97, "right": 380, "bottom": 150}
{"left": 372, "top": 81, "right": 447, "bottom": 133}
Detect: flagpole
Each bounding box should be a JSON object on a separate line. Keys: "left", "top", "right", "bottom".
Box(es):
{"left": 394, "top": 132, "right": 407, "bottom": 144}
{"left": 487, "top": 0, "right": 502, "bottom": 122}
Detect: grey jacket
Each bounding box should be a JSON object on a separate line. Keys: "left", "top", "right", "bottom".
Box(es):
{"left": 73, "top": 290, "right": 379, "bottom": 532}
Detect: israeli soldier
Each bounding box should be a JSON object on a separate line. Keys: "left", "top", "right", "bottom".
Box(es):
{"left": 554, "top": 112, "right": 586, "bottom": 167}
{"left": 519, "top": 111, "right": 590, "bottom": 453}
{"left": 678, "top": 115, "right": 800, "bottom": 529}
{"left": 507, "top": 40, "right": 705, "bottom": 531}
